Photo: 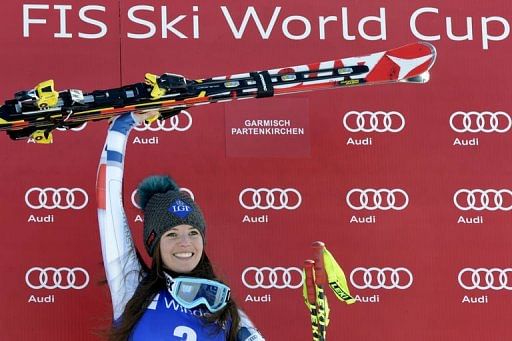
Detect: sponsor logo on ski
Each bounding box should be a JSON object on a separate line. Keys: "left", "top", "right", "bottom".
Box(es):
{"left": 449, "top": 111, "right": 512, "bottom": 133}
{"left": 350, "top": 267, "right": 413, "bottom": 289}
{"left": 343, "top": 111, "right": 405, "bottom": 133}
{"left": 239, "top": 188, "right": 302, "bottom": 210}
{"left": 25, "top": 267, "right": 89, "bottom": 290}
{"left": 453, "top": 189, "right": 512, "bottom": 211}
{"left": 25, "top": 187, "right": 88, "bottom": 210}
{"left": 458, "top": 268, "right": 512, "bottom": 290}
{"left": 134, "top": 111, "right": 192, "bottom": 132}
{"left": 242, "top": 266, "right": 303, "bottom": 289}
{"left": 346, "top": 188, "right": 409, "bottom": 210}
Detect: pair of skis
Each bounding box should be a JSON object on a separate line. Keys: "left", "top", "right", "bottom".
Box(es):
{"left": 303, "top": 242, "right": 356, "bottom": 341}
{"left": 0, "top": 42, "right": 436, "bottom": 143}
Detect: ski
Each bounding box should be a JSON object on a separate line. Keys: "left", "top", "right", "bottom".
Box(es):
{"left": 0, "top": 42, "right": 436, "bottom": 143}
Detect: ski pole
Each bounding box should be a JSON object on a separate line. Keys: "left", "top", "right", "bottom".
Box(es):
{"left": 303, "top": 260, "right": 323, "bottom": 341}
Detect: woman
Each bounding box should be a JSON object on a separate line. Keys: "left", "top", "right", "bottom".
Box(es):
{"left": 96, "top": 111, "right": 264, "bottom": 340}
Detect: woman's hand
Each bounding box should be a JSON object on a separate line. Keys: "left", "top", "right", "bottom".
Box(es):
{"left": 132, "top": 110, "right": 160, "bottom": 125}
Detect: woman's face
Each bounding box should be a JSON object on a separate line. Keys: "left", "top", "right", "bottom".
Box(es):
{"left": 159, "top": 224, "right": 204, "bottom": 273}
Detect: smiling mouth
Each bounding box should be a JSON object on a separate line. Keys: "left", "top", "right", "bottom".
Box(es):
{"left": 173, "top": 252, "right": 194, "bottom": 259}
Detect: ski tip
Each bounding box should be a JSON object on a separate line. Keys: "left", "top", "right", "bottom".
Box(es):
{"left": 395, "top": 41, "right": 437, "bottom": 65}
{"left": 388, "top": 42, "right": 436, "bottom": 81}
{"left": 417, "top": 41, "right": 436, "bottom": 52}
{"left": 418, "top": 41, "right": 437, "bottom": 64}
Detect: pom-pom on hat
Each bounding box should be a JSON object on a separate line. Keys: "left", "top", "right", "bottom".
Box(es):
{"left": 137, "top": 175, "right": 206, "bottom": 256}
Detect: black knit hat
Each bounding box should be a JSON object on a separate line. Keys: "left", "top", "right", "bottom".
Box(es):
{"left": 137, "top": 175, "right": 206, "bottom": 256}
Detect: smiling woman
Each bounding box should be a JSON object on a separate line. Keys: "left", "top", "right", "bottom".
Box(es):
{"left": 96, "top": 111, "right": 264, "bottom": 341}
{"left": 160, "top": 225, "right": 204, "bottom": 273}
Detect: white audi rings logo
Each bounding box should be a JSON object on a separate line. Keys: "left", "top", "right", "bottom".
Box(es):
{"left": 453, "top": 189, "right": 512, "bottom": 211}
{"left": 239, "top": 188, "right": 302, "bottom": 210}
{"left": 343, "top": 111, "right": 405, "bottom": 133}
{"left": 449, "top": 111, "right": 512, "bottom": 133}
{"left": 25, "top": 187, "right": 88, "bottom": 210}
{"left": 242, "top": 267, "right": 303, "bottom": 289}
{"left": 25, "top": 267, "right": 90, "bottom": 290}
{"left": 134, "top": 110, "right": 192, "bottom": 132}
{"left": 350, "top": 267, "right": 413, "bottom": 289}
{"left": 131, "top": 188, "right": 195, "bottom": 209}
{"left": 346, "top": 188, "right": 409, "bottom": 210}
{"left": 458, "top": 268, "right": 512, "bottom": 290}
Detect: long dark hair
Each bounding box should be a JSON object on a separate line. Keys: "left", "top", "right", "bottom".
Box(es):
{"left": 109, "top": 245, "right": 241, "bottom": 340}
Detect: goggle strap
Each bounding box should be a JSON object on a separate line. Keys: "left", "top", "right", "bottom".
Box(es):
{"left": 225, "top": 289, "right": 231, "bottom": 304}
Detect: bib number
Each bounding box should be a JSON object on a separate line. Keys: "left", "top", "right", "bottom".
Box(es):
{"left": 173, "top": 325, "right": 197, "bottom": 341}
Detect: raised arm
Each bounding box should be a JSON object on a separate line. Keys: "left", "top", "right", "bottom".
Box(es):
{"left": 237, "top": 309, "right": 266, "bottom": 341}
{"left": 96, "top": 112, "right": 142, "bottom": 320}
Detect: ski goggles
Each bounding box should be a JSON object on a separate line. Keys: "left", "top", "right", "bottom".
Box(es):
{"left": 165, "top": 273, "right": 231, "bottom": 313}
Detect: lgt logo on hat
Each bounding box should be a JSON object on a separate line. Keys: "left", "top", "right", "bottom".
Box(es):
{"left": 168, "top": 199, "right": 193, "bottom": 219}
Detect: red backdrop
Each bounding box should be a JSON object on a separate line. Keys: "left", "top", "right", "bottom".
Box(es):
{"left": 1, "top": 1, "right": 512, "bottom": 340}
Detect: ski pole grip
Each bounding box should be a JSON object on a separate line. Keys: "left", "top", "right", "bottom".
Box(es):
{"left": 304, "top": 260, "right": 317, "bottom": 304}
{"left": 312, "top": 241, "right": 327, "bottom": 286}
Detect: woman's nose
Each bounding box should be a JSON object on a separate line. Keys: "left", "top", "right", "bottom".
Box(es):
{"left": 177, "top": 234, "right": 191, "bottom": 245}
